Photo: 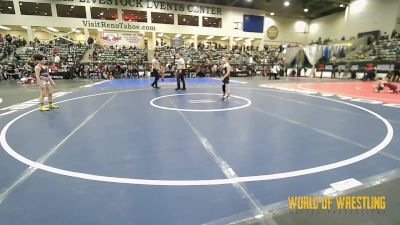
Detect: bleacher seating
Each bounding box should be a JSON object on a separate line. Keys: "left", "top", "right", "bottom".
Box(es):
{"left": 92, "top": 45, "right": 148, "bottom": 64}
{"left": 348, "top": 37, "right": 400, "bottom": 62}
{"left": 19, "top": 44, "right": 87, "bottom": 65}
{"left": 0, "top": 44, "right": 17, "bottom": 61}
{"left": 155, "top": 46, "right": 280, "bottom": 67}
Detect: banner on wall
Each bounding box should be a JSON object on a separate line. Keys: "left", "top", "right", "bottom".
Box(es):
{"left": 100, "top": 32, "right": 143, "bottom": 46}
{"left": 121, "top": 33, "right": 142, "bottom": 45}
{"left": 100, "top": 32, "right": 122, "bottom": 45}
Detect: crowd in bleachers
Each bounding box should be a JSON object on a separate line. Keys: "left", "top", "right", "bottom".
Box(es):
{"left": 0, "top": 36, "right": 88, "bottom": 81}
{"left": 0, "top": 34, "right": 27, "bottom": 61}
{"left": 153, "top": 43, "right": 283, "bottom": 78}
{"left": 347, "top": 30, "right": 400, "bottom": 62}
{"left": 2, "top": 30, "right": 400, "bottom": 82}
{"left": 91, "top": 45, "right": 148, "bottom": 64}
{"left": 71, "top": 63, "right": 150, "bottom": 80}
{"left": 0, "top": 35, "right": 288, "bottom": 81}
{"left": 17, "top": 42, "right": 87, "bottom": 65}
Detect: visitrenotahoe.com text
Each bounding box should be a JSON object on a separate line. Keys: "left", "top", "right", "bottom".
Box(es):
{"left": 83, "top": 21, "right": 156, "bottom": 31}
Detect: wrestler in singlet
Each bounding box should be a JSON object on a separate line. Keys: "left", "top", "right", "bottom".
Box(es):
{"left": 384, "top": 82, "right": 399, "bottom": 92}
{"left": 222, "top": 63, "right": 230, "bottom": 84}
{"left": 221, "top": 56, "right": 231, "bottom": 100}
{"left": 34, "top": 54, "right": 59, "bottom": 111}
{"left": 38, "top": 65, "right": 50, "bottom": 84}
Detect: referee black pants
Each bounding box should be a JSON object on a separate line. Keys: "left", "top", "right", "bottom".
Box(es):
{"left": 176, "top": 70, "right": 186, "bottom": 89}
{"left": 151, "top": 69, "right": 159, "bottom": 87}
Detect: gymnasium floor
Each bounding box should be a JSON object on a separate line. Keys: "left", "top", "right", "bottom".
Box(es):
{"left": 0, "top": 77, "right": 399, "bottom": 225}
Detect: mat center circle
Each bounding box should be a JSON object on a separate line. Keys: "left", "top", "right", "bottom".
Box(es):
{"left": 149, "top": 93, "right": 252, "bottom": 112}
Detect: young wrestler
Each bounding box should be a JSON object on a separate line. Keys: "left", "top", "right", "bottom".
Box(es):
{"left": 373, "top": 78, "right": 385, "bottom": 93}
{"left": 34, "top": 54, "right": 59, "bottom": 111}
{"left": 373, "top": 77, "right": 400, "bottom": 93}
{"left": 384, "top": 82, "right": 400, "bottom": 93}
{"left": 221, "top": 55, "right": 231, "bottom": 101}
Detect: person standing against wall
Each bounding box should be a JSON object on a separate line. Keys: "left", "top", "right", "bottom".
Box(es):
{"left": 331, "top": 55, "right": 337, "bottom": 79}
{"left": 175, "top": 53, "right": 186, "bottom": 91}
{"left": 279, "top": 57, "right": 286, "bottom": 77}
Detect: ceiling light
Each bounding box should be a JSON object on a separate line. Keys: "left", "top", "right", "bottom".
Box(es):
{"left": 98, "top": 28, "right": 104, "bottom": 32}
{"left": 246, "top": 0, "right": 252, "bottom": 2}
{"left": 304, "top": 8, "right": 309, "bottom": 12}
{"left": 206, "top": 35, "right": 214, "bottom": 40}
{"left": 339, "top": 4, "right": 345, "bottom": 8}
{"left": 8, "top": 6, "right": 12, "bottom": 9}
{"left": 158, "top": 33, "right": 164, "bottom": 37}
{"left": 175, "top": 33, "right": 181, "bottom": 38}
{"left": 191, "top": 35, "right": 196, "bottom": 39}
{"left": 21, "top": 26, "right": 28, "bottom": 29}
{"left": 221, "top": 36, "right": 229, "bottom": 41}
{"left": 270, "top": 12, "right": 275, "bottom": 16}
{"left": 46, "top": 27, "right": 59, "bottom": 32}
{"left": 0, "top": 25, "right": 11, "bottom": 30}
{"left": 235, "top": 37, "right": 243, "bottom": 41}
{"left": 284, "top": 1, "right": 290, "bottom": 7}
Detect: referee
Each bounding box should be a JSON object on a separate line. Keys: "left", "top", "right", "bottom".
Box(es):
{"left": 151, "top": 54, "right": 160, "bottom": 88}
{"left": 175, "top": 53, "right": 186, "bottom": 90}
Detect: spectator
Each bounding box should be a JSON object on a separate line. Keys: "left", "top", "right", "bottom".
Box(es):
{"left": 0, "top": 64, "right": 4, "bottom": 80}
{"left": 363, "top": 63, "right": 376, "bottom": 81}
{"left": 54, "top": 54, "right": 60, "bottom": 65}
{"left": 5, "top": 34, "right": 12, "bottom": 44}
{"left": 269, "top": 64, "right": 279, "bottom": 80}
{"left": 279, "top": 57, "right": 286, "bottom": 76}
{"left": 391, "top": 30, "right": 397, "bottom": 39}
{"left": 331, "top": 55, "right": 337, "bottom": 79}
{"left": 87, "top": 37, "right": 94, "bottom": 48}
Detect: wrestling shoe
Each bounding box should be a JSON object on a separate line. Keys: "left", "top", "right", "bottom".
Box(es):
{"left": 39, "top": 105, "right": 49, "bottom": 111}
{"left": 48, "top": 103, "right": 59, "bottom": 109}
